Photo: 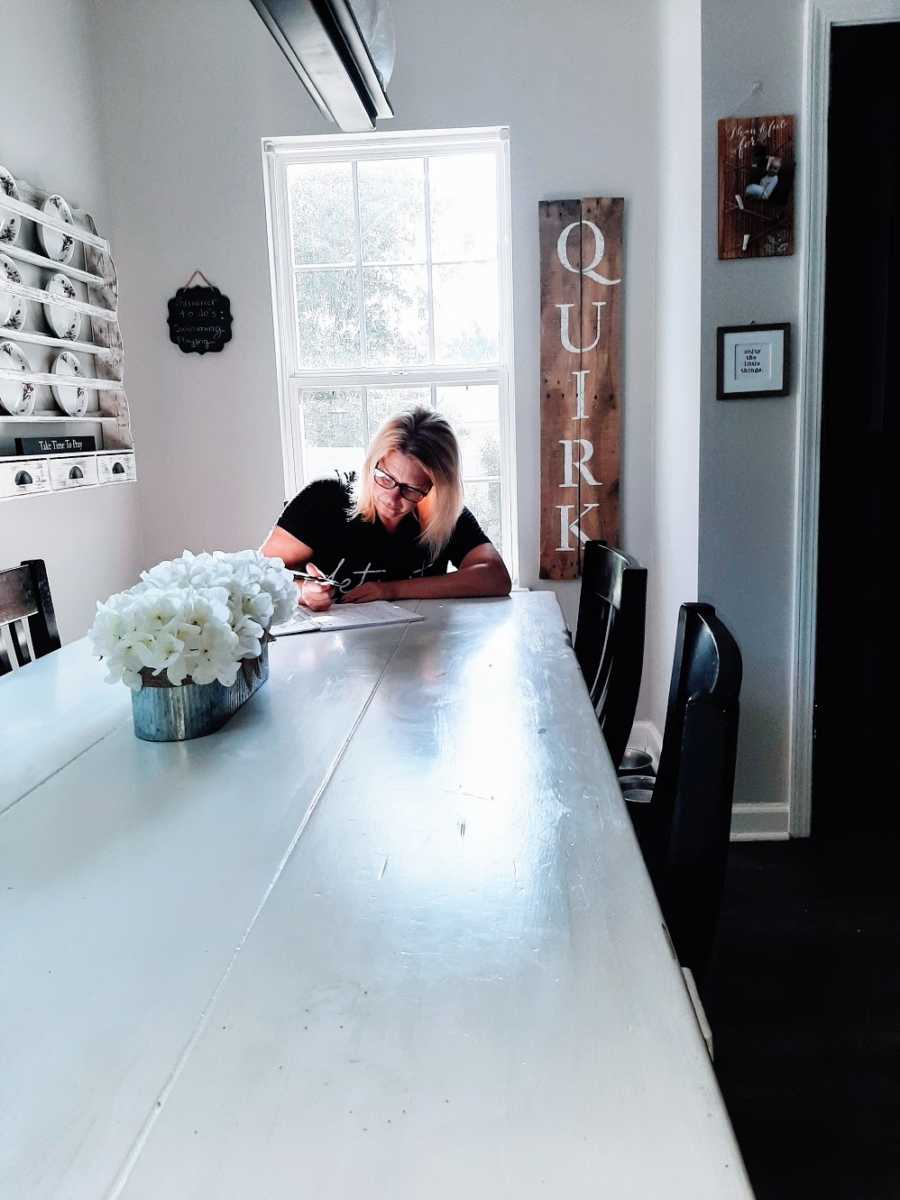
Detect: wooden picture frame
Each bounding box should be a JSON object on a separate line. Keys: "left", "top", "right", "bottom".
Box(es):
{"left": 716, "top": 322, "right": 791, "bottom": 400}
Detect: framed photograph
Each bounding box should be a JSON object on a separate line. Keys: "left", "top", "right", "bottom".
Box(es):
{"left": 718, "top": 116, "right": 795, "bottom": 259}
{"left": 716, "top": 323, "right": 790, "bottom": 400}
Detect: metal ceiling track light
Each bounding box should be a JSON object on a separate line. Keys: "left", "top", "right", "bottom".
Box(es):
{"left": 249, "top": 0, "right": 395, "bottom": 132}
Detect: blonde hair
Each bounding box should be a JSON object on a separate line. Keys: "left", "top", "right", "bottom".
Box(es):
{"left": 353, "top": 407, "right": 464, "bottom": 558}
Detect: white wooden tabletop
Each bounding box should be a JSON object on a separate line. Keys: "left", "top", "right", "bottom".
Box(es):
{"left": 0, "top": 594, "right": 753, "bottom": 1199}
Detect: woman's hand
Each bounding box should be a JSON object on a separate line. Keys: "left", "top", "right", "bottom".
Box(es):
{"left": 343, "top": 581, "right": 389, "bottom": 604}
{"left": 298, "top": 563, "right": 335, "bottom": 612}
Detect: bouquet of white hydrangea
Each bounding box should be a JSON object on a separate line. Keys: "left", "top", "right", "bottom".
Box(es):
{"left": 89, "top": 550, "right": 296, "bottom": 692}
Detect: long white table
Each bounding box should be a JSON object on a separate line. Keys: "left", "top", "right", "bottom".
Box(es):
{"left": 0, "top": 594, "right": 753, "bottom": 1198}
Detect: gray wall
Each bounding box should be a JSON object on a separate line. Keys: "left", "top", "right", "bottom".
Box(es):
{"left": 700, "top": 0, "right": 804, "bottom": 826}
{"left": 0, "top": 0, "right": 144, "bottom": 639}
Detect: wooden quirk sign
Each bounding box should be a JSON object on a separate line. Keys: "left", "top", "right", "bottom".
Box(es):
{"left": 539, "top": 198, "right": 623, "bottom": 579}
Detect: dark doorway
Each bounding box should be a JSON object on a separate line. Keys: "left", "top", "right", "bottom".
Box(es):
{"left": 814, "top": 22, "right": 898, "bottom": 838}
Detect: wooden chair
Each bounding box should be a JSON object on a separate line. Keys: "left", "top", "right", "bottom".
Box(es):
{"left": 573, "top": 540, "right": 647, "bottom": 769}
{"left": 625, "top": 603, "right": 742, "bottom": 979}
{"left": 0, "top": 559, "right": 61, "bottom": 676}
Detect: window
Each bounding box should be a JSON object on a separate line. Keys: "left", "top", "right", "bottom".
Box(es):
{"left": 262, "top": 127, "right": 517, "bottom": 575}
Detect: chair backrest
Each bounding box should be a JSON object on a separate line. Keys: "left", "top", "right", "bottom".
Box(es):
{"left": 645, "top": 603, "right": 743, "bottom": 977}
{"left": 0, "top": 559, "right": 61, "bottom": 676}
{"left": 573, "top": 540, "right": 647, "bottom": 768}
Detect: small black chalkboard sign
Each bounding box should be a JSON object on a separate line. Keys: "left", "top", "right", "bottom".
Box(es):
{"left": 16, "top": 435, "right": 97, "bottom": 455}
{"left": 167, "top": 271, "right": 233, "bottom": 355}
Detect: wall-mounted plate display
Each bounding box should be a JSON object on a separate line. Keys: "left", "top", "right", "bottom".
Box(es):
{"left": 0, "top": 340, "right": 36, "bottom": 415}
{"left": 38, "top": 194, "right": 76, "bottom": 264}
{"left": 0, "top": 251, "right": 25, "bottom": 328}
{"left": 44, "top": 272, "right": 81, "bottom": 340}
{"left": 0, "top": 166, "right": 22, "bottom": 246}
{"left": 51, "top": 350, "right": 87, "bottom": 416}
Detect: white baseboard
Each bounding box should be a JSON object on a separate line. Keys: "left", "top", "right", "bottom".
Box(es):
{"left": 730, "top": 803, "right": 790, "bottom": 841}
{"left": 627, "top": 724, "right": 790, "bottom": 842}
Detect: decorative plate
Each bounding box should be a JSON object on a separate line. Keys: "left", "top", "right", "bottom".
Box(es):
{"left": 0, "top": 166, "right": 22, "bottom": 246}
{"left": 38, "top": 194, "right": 76, "bottom": 265}
{"left": 44, "top": 272, "right": 81, "bottom": 340}
{"left": 0, "top": 251, "right": 25, "bottom": 328}
{"left": 4, "top": 290, "right": 27, "bottom": 331}
{"left": 51, "top": 350, "right": 88, "bottom": 416}
{"left": 0, "top": 340, "right": 36, "bottom": 416}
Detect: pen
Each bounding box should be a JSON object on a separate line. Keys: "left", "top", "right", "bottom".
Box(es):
{"left": 292, "top": 569, "right": 340, "bottom": 588}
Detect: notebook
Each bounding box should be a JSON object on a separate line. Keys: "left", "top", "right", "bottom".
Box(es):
{"left": 270, "top": 600, "right": 424, "bottom": 638}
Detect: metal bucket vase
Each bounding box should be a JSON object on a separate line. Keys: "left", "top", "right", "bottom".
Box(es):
{"left": 131, "top": 641, "right": 270, "bottom": 742}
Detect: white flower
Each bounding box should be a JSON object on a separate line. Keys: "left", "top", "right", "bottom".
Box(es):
{"left": 90, "top": 550, "right": 297, "bottom": 691}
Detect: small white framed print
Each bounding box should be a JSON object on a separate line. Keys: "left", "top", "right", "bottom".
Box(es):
{"left": 716, "top": 322, "right": 790, "bottom": 399}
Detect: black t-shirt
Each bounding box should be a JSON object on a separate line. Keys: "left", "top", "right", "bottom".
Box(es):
{"left": 277, "top": 476, "right": 490, "bottom": 596}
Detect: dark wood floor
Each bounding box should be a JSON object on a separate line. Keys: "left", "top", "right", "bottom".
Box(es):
{"left": 702, "top": 833, "right": 900, "bottom": 1200}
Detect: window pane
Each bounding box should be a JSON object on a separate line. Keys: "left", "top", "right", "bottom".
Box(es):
{"left": 289, "top": 163, "right": 355, "bottom": 265}
{"left": 435, "top": 384, "right": 499, "bottom": 424}
{"left": 301, "top": 390, "right": 365, "bottom": 482}
{"left": 433, "top": 262, "right": 499, "bottom": 364}
{"left": 295, "top": 269, "right": 361, "bottom": 369}
{"left": 464, "top": 480, "right": 503, "bottom": 555}
{"left": 429, "top": 153, "right": 497, "bottom": 262}
{"left": 437, "top": 385, "right": 501, "bottom": 478}
{"left": 366, "top": 387, "right": 431, "bottom": 437}
{"left": 363, "top": 265, "right": 429, "bottom": 367}
{"left": 358, "top": 158, "right": 426, "bottom": 264}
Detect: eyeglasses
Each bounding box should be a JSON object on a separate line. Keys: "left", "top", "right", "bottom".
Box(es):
{"left": 373, "top": 461, "right": 432, "bottom": 503}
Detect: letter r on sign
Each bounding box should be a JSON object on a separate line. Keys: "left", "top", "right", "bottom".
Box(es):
{"left": 559, "top": 439, "right": 601, "bottom": 488}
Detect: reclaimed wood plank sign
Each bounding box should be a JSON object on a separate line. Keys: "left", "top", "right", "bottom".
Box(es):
{"left": 717, "top": 116, "right": 795, "bottom": 259}
{"left": 167, "top": 271, "right": 233, "bottom": 355}
{"left": 539, "top": 197, "right": 623, "bottom": 579}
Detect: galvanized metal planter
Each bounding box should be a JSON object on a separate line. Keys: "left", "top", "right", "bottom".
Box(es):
{"left": 131, "top": 642, "right": 270, "bottom": 742}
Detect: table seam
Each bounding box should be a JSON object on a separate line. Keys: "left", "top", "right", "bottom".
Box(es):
{"left": 0, "top": 719, "right": 130, "bottom": 819}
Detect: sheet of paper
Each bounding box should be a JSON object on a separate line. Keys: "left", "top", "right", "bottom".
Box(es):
{"left": 310, "top": 601, "right": 424, "bottom": 633}
{"left": 270, "top": 601, "right": 423, "bottom": 638}
{"left": 269, "top": 607, "right": 320, "bottom": 637}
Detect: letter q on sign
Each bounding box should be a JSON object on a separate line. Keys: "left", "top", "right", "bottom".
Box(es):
{"left": 556, "top": 220, "right": 622, "bottom": 286}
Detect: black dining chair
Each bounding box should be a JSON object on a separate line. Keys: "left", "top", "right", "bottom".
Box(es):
{"left": 573, "top": 540, "right": 647, "bottom": 770}
{"left": 0, "top": 559, "right": 61, "bottom": 676}
{"left": 623, "top": 603, "right": 742, "bottom": 979}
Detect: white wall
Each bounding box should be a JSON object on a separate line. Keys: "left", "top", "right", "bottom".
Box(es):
{"left": 700, "top": 0, "right": 804, "bottom": 829}
{"left": 0, "top": 0, "right": 144, "bottom": 640}
{"left": 93, "top": 0, "right": 668, "bottom": 714}
{"left": 649, "top": 0, "right": 703, "bottom": 729}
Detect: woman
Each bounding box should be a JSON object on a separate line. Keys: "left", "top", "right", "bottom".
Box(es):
{"left": 260, "top": 407, "right": 511, "bottom": 611}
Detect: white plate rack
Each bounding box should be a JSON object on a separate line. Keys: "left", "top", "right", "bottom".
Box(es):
{"left": 0, "top": 163, "right": 134, "bottom": 500}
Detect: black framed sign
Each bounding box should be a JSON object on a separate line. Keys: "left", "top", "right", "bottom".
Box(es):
{"left": 717, "top": 322, "right": 790, "bottom": 399}
{"left": 15, "top": 435, "right": 96, "bottom": 455}
{"left": 167, "top": 272, "right": 233, "bottom": 355}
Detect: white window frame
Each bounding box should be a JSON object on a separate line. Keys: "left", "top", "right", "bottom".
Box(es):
{"left": 261, "top": 126, "right": 518, "bottom": 583}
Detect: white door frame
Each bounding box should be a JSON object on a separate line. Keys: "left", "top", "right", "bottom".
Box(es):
{"left": 791, "top": 0, "right": 900, "bottom": 835}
